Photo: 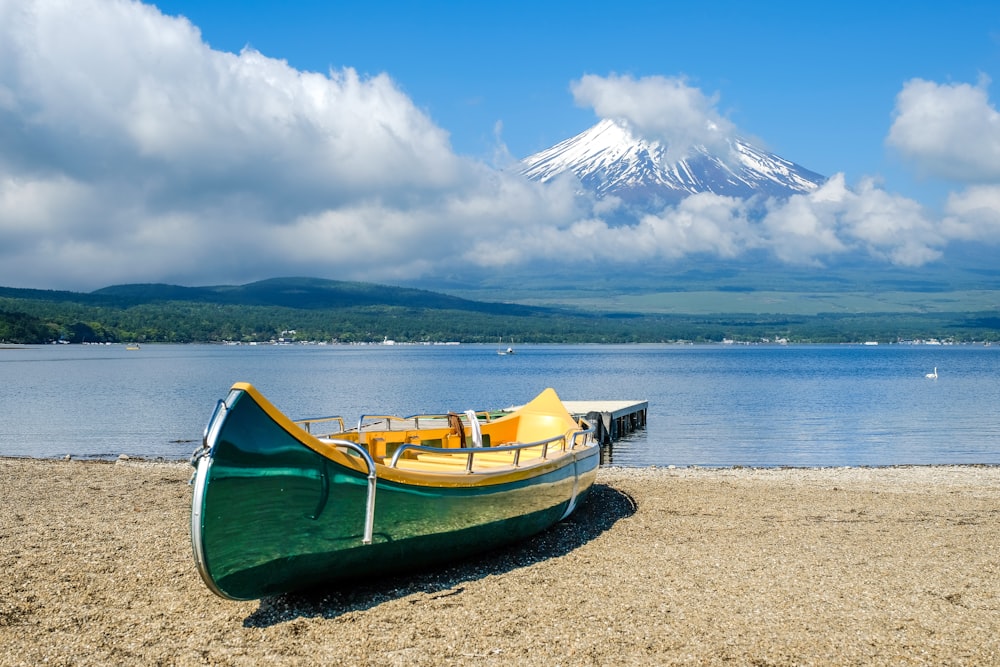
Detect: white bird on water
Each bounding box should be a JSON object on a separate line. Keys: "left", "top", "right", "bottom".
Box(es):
{"left": 925, "top": 367, "right": 938, "bottom": 379}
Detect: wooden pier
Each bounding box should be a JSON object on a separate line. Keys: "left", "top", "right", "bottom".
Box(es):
{"left": 503, "top": 399, "right": 648, "bottom": 448}
{"left": 561, "top": 400, "right": 648, "bottom": 446}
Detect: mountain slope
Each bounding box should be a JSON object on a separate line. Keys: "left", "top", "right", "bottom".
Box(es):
{"left": 24, "top": 277, "right": 550, "bottom": 316}
{"left": 520, "top": 119, "right": 825, "bottom": 206}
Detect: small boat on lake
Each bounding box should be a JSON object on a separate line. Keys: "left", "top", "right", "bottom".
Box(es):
{"left": 190, "top": 383, "right": 598, "bottom": 600}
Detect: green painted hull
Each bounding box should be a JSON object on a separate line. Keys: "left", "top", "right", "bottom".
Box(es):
{"left": 191, "top": 387, "right": 599, "bottom": 600}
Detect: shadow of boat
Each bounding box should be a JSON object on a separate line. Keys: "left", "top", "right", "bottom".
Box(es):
{"left": 243, "top": 483, "right": 636, "bottom": 627}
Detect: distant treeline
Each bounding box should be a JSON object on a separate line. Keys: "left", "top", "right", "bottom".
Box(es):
{"left": 1, "top": 278, "right": 999, "bottom": 345}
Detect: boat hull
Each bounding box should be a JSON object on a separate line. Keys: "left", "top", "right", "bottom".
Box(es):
{"left": 191, "top": 385, "right": 599, "bottom": 600}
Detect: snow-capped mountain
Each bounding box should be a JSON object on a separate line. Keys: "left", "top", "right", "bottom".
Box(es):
{"left": 520, "top": 119, "right": 825, "bottom": 207}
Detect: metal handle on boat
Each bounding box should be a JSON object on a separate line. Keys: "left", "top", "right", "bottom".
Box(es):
{"left": 189, "top": 399, "right": 228, "bottom": 477}
{"left": 569, "top": 425, "right": 596, "bottom": 449}
{"left": 319, "top": 438, "right": 377, "bottom": 545}
{"left": 357, "top": 415, "right": 399, "bottom": 432}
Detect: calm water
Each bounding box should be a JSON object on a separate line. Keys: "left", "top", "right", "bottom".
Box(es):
{"left": 1, "top": 343, "right": 998, "bottom": 467}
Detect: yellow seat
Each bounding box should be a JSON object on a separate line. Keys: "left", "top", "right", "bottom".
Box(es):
{"left": 415, "top": 452, "right": 514, "bottom": 469}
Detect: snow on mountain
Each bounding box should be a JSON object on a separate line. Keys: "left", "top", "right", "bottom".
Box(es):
{"left": 520, "top": 119, "right": 825, "bottom": 207}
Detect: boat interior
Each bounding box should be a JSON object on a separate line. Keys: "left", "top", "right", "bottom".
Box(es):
{"left": 295, "top": 395, "right": 592, "bottom": 474}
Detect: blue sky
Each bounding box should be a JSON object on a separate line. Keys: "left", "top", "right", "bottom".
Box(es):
{"left": 2, "top": 0, "right": 1000, "bottom": 290}
{"left": 154, "top": 0, "right": 1000, "bottom": 199}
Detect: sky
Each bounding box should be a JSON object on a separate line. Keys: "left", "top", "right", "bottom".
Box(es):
{"left": 2, "top": 0, "right": 1000, "bottom": 291}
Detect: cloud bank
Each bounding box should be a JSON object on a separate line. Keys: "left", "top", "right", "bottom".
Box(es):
{"left": 0, "top": 0, "right": 997, "bottom": 291}
{"left": 570, "top": 74, "right": 737, "bottom": 163}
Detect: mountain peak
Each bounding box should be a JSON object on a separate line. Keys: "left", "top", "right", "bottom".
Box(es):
{"left": 520, "top": 119, "right": 825, "bottom": 207}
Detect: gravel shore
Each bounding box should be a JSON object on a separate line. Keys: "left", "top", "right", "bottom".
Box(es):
{"left": 2, "top": 458, "right": 998, "bottom": 666}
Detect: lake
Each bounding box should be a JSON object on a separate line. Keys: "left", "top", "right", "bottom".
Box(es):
{"left": 1, "top": 343, "right": 998, "bottom": 467}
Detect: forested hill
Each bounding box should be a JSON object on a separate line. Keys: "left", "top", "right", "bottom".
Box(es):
{"left": 1, "top": 277, "right": 545, "bottom": 316}
{"left": 0, "top": 277, "right": 601, "bottom": 345}
{"left": 2, "top": 277, "right": 998, "bottom": 345}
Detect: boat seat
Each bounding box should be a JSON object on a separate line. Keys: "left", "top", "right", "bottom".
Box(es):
{"left": 387, "top": 457, "right": 516, "bottom": 473}
{"left": 470, "top": 446, "right": 549, "bottom": 463}
{"left": 414, "top": 452, "right": 514, "bottom": 469}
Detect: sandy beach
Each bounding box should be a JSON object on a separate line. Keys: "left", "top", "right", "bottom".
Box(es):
{"left": 1, "top": 458, "right": 998, "bottom": 666}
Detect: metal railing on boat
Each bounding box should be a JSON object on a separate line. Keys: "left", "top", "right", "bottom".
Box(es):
{"left": 296, "top": 415, "right": 346, "bottom": 434}
{"left": 355, "top": 411, "right": 492, "bottom": 433}
{"left": 385, "top": 426, "right": 595, "bottom": 472}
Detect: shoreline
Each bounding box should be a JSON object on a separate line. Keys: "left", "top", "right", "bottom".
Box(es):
{"left": 7, "top": 453, "right": 1000, "bottom": 469}
{"left": 2, "top": 459, "right": 998, "bottom": 665}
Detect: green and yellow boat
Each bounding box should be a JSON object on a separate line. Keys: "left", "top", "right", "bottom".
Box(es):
{"left": 190, "top": 383, "right": 599, "bottom": 600}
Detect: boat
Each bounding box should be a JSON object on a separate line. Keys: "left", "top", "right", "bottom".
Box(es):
{"left": 189, "top": 383, "right": 599, "bottom": 600}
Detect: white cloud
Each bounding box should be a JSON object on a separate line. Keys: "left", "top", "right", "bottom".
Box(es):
{"left": 759, "top": 178, "right": 850, "bottom": 265}
{"left": 3, "top": 1, "right": 462, "bottom": 198}
{"left": 884, "top": 76, "right": 1000, "bottom": 253}
{"left": 634, "top": 193, "right": 756, "bottom": 259}
{"left": 836, "top": 178, "right": 943, "bottom": 266}
{"left": 0, "top": 0, "right": 551, "bottom": 289}
{"left": 941, "top": 186, "right": 1000, "bottom": 241}
{"left": 570, "top": 73, "right": 736, "bottom": 163}
{"left": 756, "top": 174, "right": 944, "bottom": 267}
{"left": 465, "top": 178, "right": 946, "bottom": 270}
{"left": 463, "top": 192, "right": 756, "bottom": 268}
{"left": 887, "top": 77, "right": 1000, "bottom": 183}
{"left": 0, "top": 1, "right": 996, "bottom": 293}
